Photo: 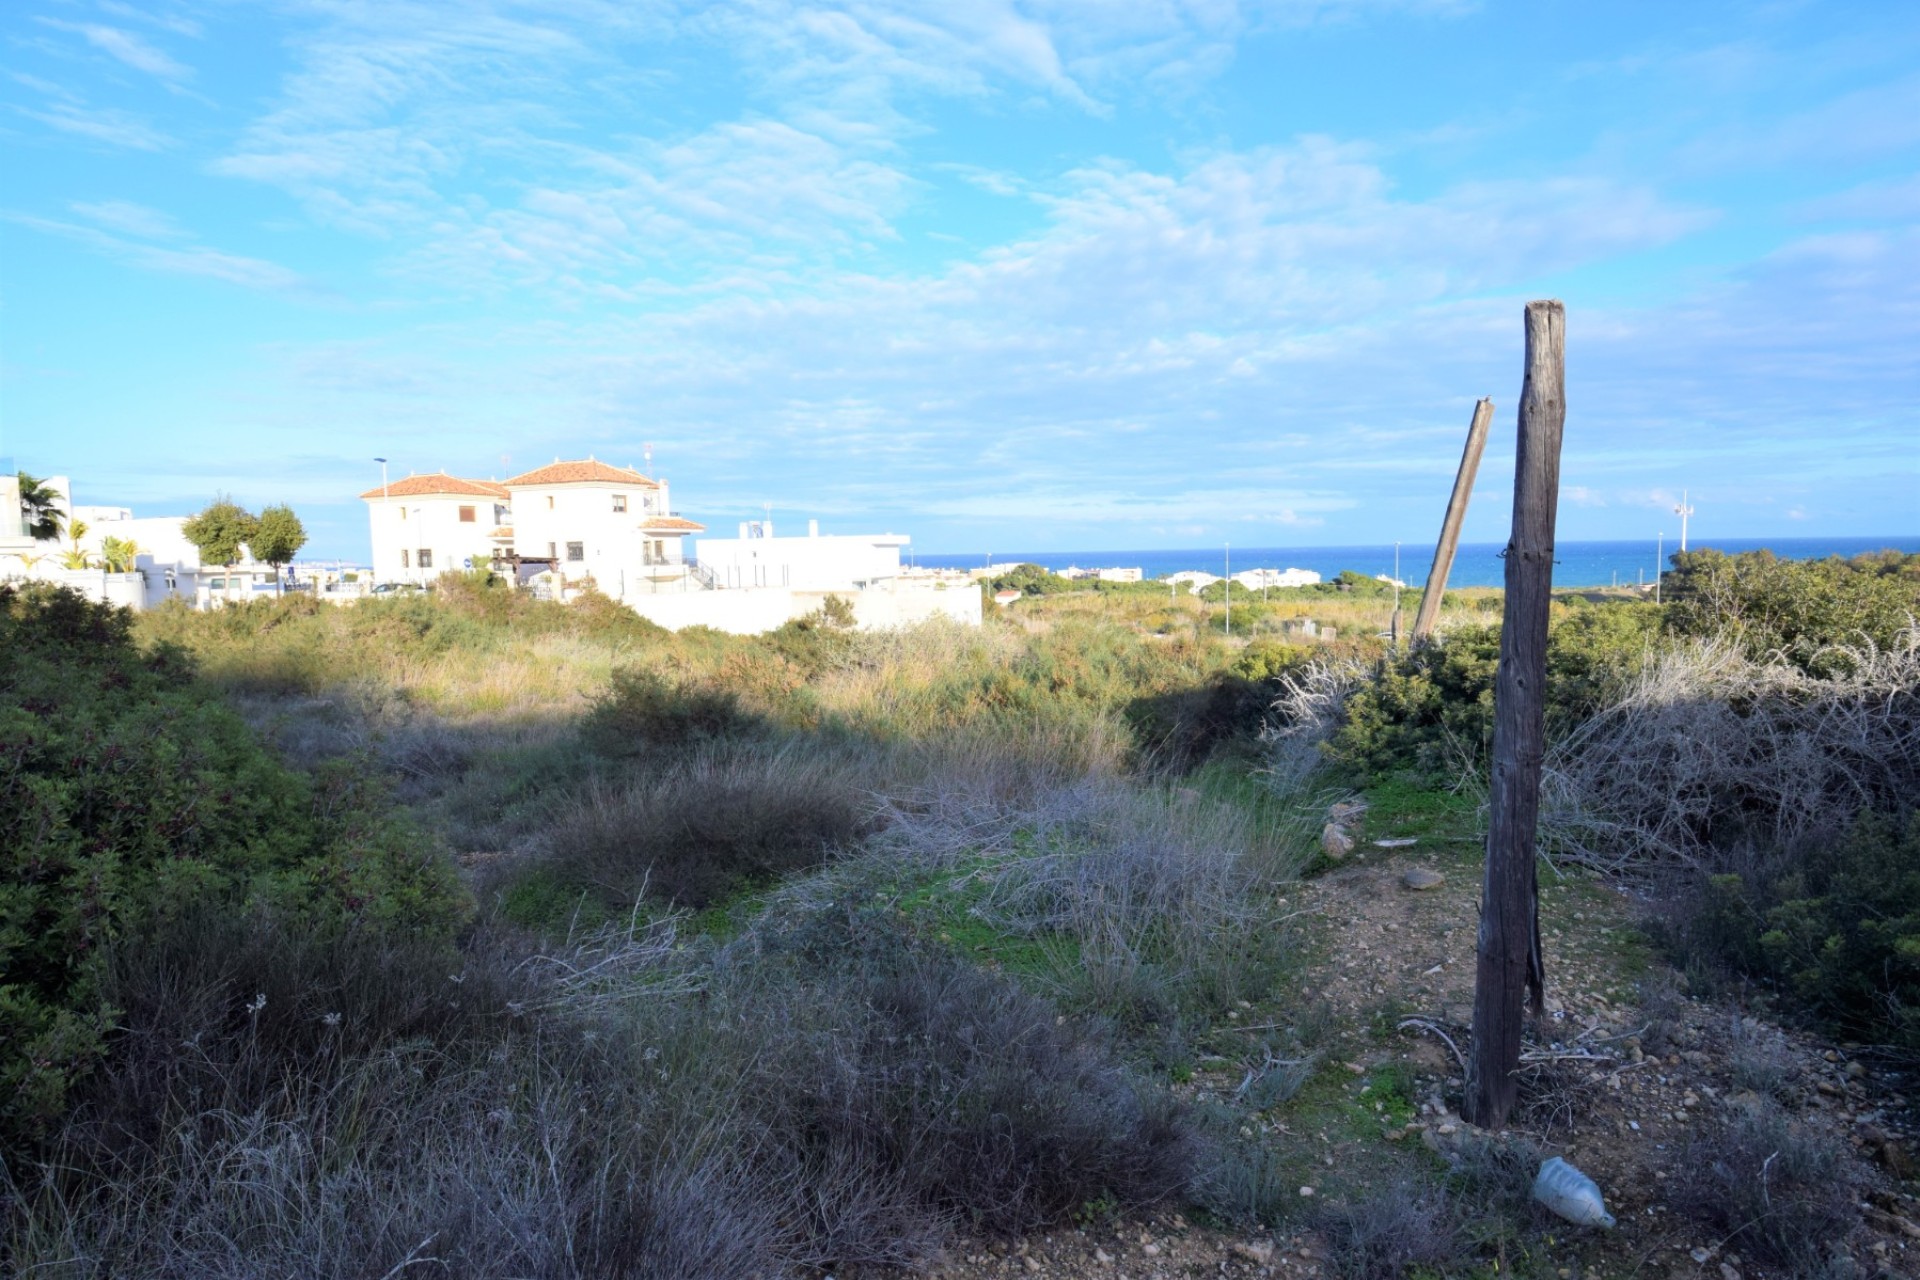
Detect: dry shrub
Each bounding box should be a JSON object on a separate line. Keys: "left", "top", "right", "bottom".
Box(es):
{"left": 1674, "top": 1104, "right": 1859, "bottom": 1273}
{"left": 1317, "top": 1181, "right": 1467, "bottom": 1280}
{"left": 537, "top": 743, "right": 880, "bottom": 908}
{"left": 1261, "top": 658, "right": 1368, "bottom": 788}
{"left": 1541, "top": 630, "right": 1920, "bottom": 870}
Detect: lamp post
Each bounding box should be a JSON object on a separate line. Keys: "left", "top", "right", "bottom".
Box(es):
{"left": 374, "top": 457, "right": 389, "bottom": 585}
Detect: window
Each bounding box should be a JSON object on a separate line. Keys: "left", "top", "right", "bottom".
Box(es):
{"left": 654, "top": 540, "right": 666, "bottom": 561}
{"left": 400, "top": 550, "right": 410, "bottom": 569}
{"left": 546, "top": 495, "right": 554, "bottom": 509}
{"left": 418, "top": 549, "right": 433, "bottom": 569}
{"left": 494, "top": 503, "right": 510, "bottom": 525}
{"left": 458, "top": 505, "right": 476, "bottom": 523}
{"left": 399, "top": 507, "right": 407, "bottom": 520}
{"left": 547, "top": 541, "right": 557, "bottom": 560}
{"left": 566, "top": 541, "right": 585, "bottom": 562}
{"left": 612, "top": 494, "right": 627, "bottom": 513}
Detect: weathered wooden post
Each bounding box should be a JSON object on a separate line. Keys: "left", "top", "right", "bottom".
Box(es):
{"left": 1411, "top": 398, "right": 1494, "bottom": 645}
{"left": 1466, "top": 302, "right": 1565, "bottom": 1130}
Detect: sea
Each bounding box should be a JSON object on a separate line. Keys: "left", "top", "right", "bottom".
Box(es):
{"left": 912, "top": 536, "right": 1920, "bottom": 591}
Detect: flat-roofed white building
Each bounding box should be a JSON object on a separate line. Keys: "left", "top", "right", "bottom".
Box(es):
{"left": 693, "top": 521, "right": 907, "bottom": 591}
{"left": 359, "top": 473, "right": 512, "bottom": 586}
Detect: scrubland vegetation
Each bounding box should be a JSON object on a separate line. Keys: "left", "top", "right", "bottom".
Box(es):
{"left": 3, "top": 547, "right": 1916, "bottom": 1277}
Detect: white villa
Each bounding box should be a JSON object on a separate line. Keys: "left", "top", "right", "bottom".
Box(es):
{"left": 361, "top": 458, "right": 705, "bottom": 592}
{"left": 363, "top": 457, "right": 978, "bottom": 633}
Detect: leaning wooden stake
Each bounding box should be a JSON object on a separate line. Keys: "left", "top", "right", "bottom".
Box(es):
{"left": 1466, "top": 301, "right": 1565, "bottom": 1131}
{"left": 1411, "top": 398, "right": 1494, "bottom": 645}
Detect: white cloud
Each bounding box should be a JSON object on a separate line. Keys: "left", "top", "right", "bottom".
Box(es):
{"left": 19, "top": 102, "right": 174, "bottom": 150}
{"left": 6, "top": 213, "right": 305, "bottom": 292}
{"left": 69, "top": 199, "right": 187, "bottom": 239}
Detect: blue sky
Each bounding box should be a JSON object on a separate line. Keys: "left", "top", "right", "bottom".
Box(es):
{"left": 3, "top": 0, "right": 1917, "bottom": 561}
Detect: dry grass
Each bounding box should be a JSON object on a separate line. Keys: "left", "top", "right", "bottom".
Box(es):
{"left": 1541, "top": 629, "right": 1920, "bottom": 870}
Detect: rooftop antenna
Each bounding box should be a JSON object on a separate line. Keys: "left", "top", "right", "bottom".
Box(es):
{"left": 1673, "top": 489, "right": 1694, "bottom": 552}
{"left": 644, "top": 442, "right": 654, "bottom": 475}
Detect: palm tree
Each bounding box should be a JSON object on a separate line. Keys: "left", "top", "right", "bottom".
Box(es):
{"left": 99, "top": 536, "right": 143, "bottom": 573}
{"left": 17, "top": 472, "right": 65, "bottom": 541}
{"left": 58, "top": 548, "right": 94, "bottom": 571}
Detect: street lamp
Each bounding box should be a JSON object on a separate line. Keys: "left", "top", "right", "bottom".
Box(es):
{"left": 374, "top": 457, "right": 390, "bottom": 585}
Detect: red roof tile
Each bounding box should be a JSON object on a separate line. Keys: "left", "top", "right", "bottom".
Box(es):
{"left": 504, "top": 459, "right": 659, "bottom": 488}
{"left": 358, "top": 473, "right": 508, "bottom": 500}
{"left": 642, "top": 516, "right": 705, "bottom": 532}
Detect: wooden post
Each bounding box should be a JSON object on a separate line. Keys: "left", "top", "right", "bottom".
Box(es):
{"left": 1466, "top": 302, "right": 1565, "bottom": 1131}
{"left": 1411, "top": 398, "right": 1494, "bottom": 645}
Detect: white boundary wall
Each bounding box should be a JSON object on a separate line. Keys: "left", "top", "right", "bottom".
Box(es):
{"left": 626, "top": 581, "right": 980, "bottom": 635}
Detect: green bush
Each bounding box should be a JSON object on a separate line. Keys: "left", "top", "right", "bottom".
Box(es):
{"left": 581, "top": 665, "right": 764, "bottom": 754}
{"left": 1664, "top": 547, "right": 1920, "bottom": 670}
{"left": 0, "top": 585, "right": 467, "bottom": 1142}
{"left": 1325, "top": 602, "right": 1660, "bottom": 781}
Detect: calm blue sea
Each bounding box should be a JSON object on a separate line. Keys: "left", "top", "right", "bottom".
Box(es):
{"left": 913, "top": 537, "right": 1920, "bottom": 590}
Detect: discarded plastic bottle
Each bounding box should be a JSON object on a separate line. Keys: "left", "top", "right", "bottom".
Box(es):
{"left": 1532, "top": 1156, "right": 1616, "bottom": 1228}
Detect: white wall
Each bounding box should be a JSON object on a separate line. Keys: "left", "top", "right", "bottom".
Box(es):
{"left": 367, "top": 494, "right": 504, "bottom": 585}
{"left": 625, "top": 580, "right": 980, "bottom": 634}
{"left": 693, "top": 530, "right": 906, "bottom": 591}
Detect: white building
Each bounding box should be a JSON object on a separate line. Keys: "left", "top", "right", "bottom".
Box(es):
{"left": 363, "top": 458, "right": 705, "bottom": 595}
{"left": 694, "top": 521, "right": 906, "bottom": 590}
{"left": 1165, "top": 570, "right": 1221, "bottom": 594}
{"left": 0, "top": 474, "right": 275, "bottom": 608}
{"left": 358, "top": 457, "right": 976, "bottom": 633}
{"left": 360, "top": 472, "right": 513, "bottom": 586}
{"left": 1233, "top": 567, "right": 1322, "bottom": 590}
{"left": 504, "top": 458, "right": 704, "bottom": 595}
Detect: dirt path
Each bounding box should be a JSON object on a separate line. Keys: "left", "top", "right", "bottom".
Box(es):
{"left": 921, "top": 820, "right": 1920, "bottom": 1280}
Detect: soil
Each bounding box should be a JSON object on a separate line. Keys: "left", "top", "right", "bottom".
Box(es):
{"left": 913, "top": 814, "right": 1920, "bottom": 1280}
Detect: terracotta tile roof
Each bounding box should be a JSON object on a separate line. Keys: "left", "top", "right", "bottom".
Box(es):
{"left": 642, "top": 516, "right": 706, "bottom": 532}
{"left": 358, "top": 473, "right": 508, "bottom": 500}
{"left": 489, "top": 526, "right": 514, "bottom": 539}
{"left": 503, "top": 458, "right": 660, "bottom": 488}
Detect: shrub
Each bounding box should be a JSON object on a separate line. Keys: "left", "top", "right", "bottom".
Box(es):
{"left": 1674, "top": 1105, "right": 1858, "bottom": 1273}
{"left": 525, "top": 744, "right": 879, "bottom": 910}
{"left": 1664, "top": 547, "right": 1920, "bottom": 670}
{"left": 581, "top": 665, "right": 762, "bottom": 754}
{"left": 0, "top": 584, "right": 467, "bottom": 1144}
{"left": 1317, "top": 1182, "right": 1467, "bottom": 1280}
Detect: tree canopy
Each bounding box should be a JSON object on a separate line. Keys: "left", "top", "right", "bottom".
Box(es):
{"left": 181, "top": 498, "right": 259, "bottom": 569}
{"left": 252, "top": 504, "right": 308, "bottom": 570}
{"left": 17, "top": 472, "right": 64, "bottom": 541}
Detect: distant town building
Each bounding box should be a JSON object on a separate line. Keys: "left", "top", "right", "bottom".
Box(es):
{"left": 1165, "top": 570, "right": 1221, "bottom": 593}
{"left": 1234, "top": 567, "right": 1322, "bottom": 590}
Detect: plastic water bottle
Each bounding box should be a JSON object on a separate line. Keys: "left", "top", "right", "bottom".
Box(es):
{"left": 1532, "top": 1156, "right": 1616, "bottom": 1228}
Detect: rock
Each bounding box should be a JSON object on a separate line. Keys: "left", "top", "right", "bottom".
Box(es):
{"left": 1402, "top": 868, "right": 1446, "bottom": 891}
{"left": 1846, "top": 1060, "right": 1867, "bottom": 1079}
{"left": 1024, "top": 1256, "right": 1042, "bottom": 1273}
{"left": 1691, "top": 1248, "right": 1713, "bottom": 1264}
{"left": 1230, "top": 1241, "right": 1274, "bottom": 1266}
{"left": 1298, "top": 1185, "right": 1315, "bottom": 1197}
{"left": 1093, "top": 1246, "right": 1114, "bottom": 1265}
{"left": 1726, "top": 1090, "right": 1766, "bottom": 1117}
{"left": 1322, "top": 823, "right": 1355, "bottom": 859}
{"left": 1719, "top": 1263, "right": 1742, "bottom": 1280}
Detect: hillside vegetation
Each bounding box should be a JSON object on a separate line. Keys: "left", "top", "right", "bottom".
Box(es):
{"left": 4, "top": 549, "right": 1917, "bottom": 1279}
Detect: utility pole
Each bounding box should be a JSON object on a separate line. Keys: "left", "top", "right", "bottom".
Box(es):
{"left": 1467, "top": 300, "right": 1565, "bottom": 1131}
{"left": 1655, "top": 532, "right": 1664, "bottom": 605}
{"left": 1391, "top": 540, "right": 1402, "bottom": 649}
{"left": 1411, "top": 398, "right": 1494, "bottom": 645}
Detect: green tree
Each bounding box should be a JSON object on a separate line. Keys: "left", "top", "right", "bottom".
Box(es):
{"left": 251, "top": 503, "right": 308, "bottom": 594}
{"left": 57, "top": 548, "right": 94, "bottom": 571}
{"left": 97, "top": 536, "right": 142, "bottom": 573}
{"left": 181, "top": 498, "right": 259, "bottom": 601}
{"left": 16, "top": 472, "right": 65, "bottom": 541}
